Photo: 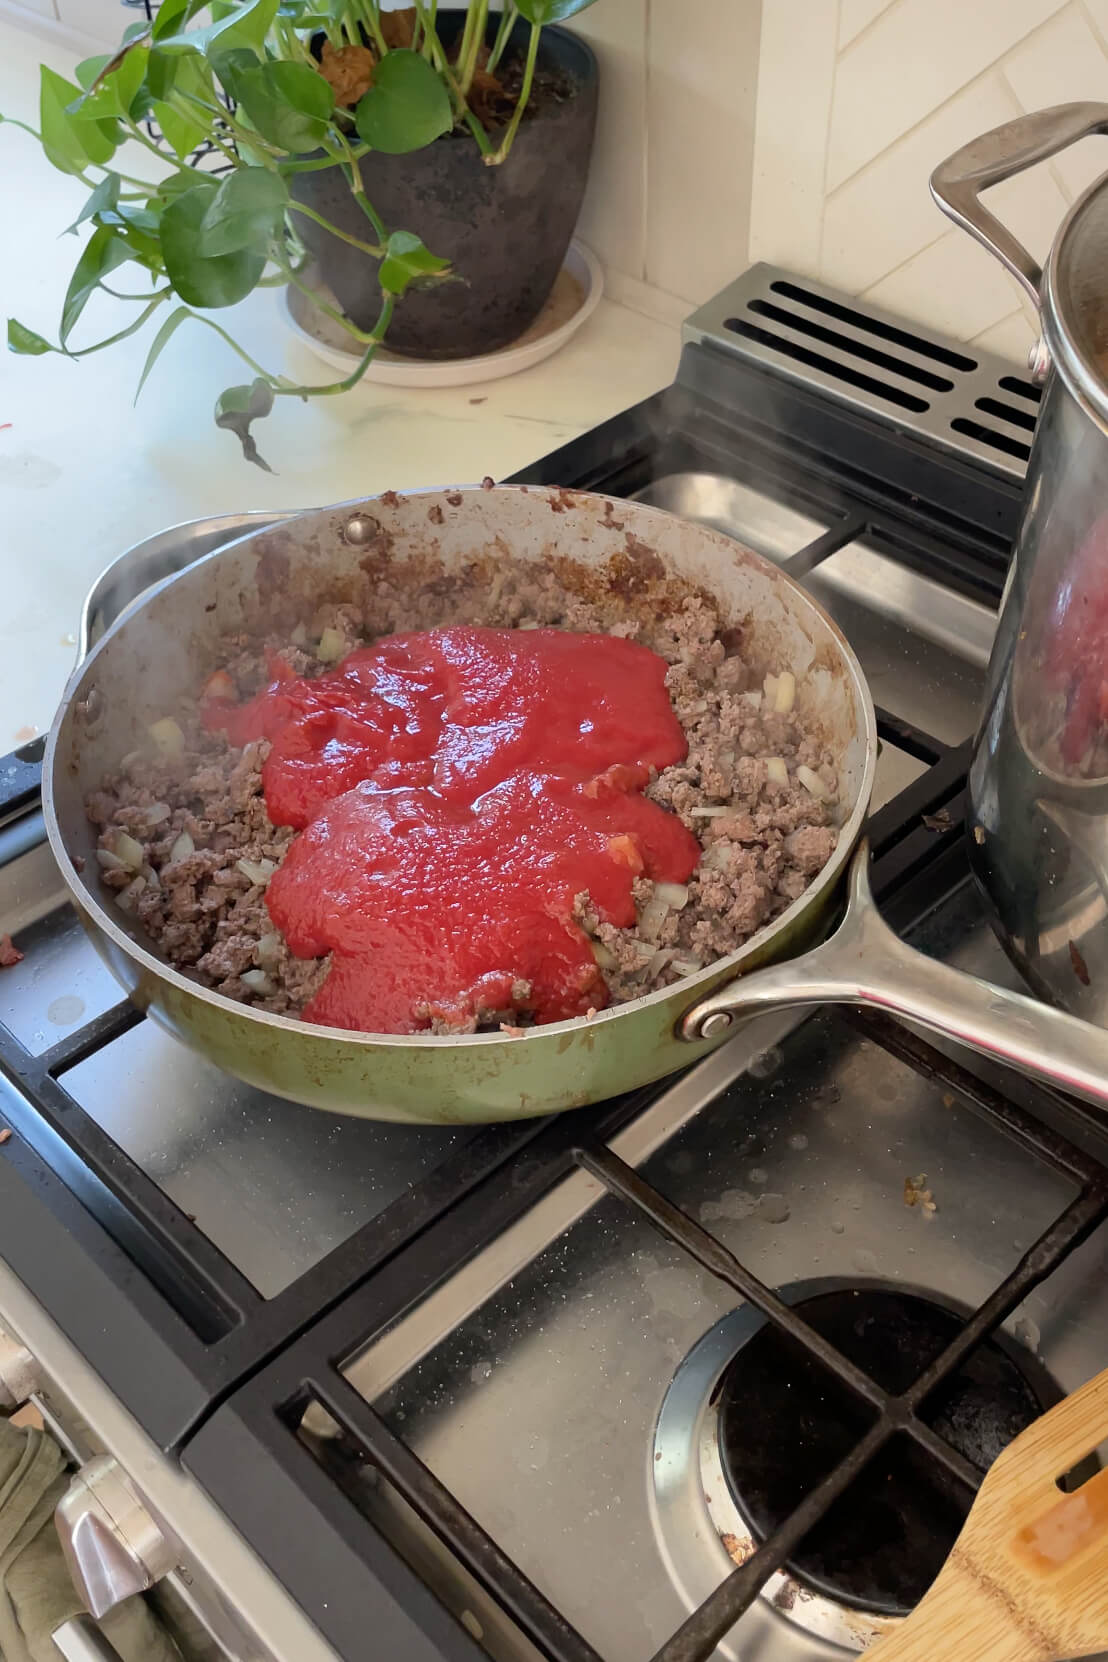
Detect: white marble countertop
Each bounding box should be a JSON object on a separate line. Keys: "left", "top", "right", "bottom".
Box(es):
{"left": 0, "top": 20, "right": 679, "bottom": 747}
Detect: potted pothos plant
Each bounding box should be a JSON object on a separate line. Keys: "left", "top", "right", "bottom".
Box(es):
{"left": 2, "top": 0, "right": 599, "bottom": 467}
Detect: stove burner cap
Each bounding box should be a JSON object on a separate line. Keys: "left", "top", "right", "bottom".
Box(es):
{"left": 716, "top": 1288, "right": 1044, "bottom": 1616}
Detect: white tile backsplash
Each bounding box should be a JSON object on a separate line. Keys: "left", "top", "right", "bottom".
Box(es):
{"left": 2, "top": 0, "right": 57, "bottom": 23}
{"left": 861, "top": 226, "right": 1034, "bottom": 340}
{"left": 753, "top": 0, "right": 1107, "bottom": 362}
{"left": 827, "top": 0, "right": 1068, "bottom": 190}
{"left": 748, "top": 0, "right": 838, "bottom": 271}
{"left": 837, "top": 0, "right": 894, "bottom": 50}
{"left": 1001, "top": 6, "right": 1108, "bottom": 200}
{"left": 644, "top": 0, "right": 760, "bottom": 302}
{"left": 572, "top": 0, "right": 649, "bottom": 287}
{"left": 820, "top": 71, "right": 1023, "bottom": 295}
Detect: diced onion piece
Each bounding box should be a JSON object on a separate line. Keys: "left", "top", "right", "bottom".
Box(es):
{"left": 290, "top": 622, "right": 308, "bottom": 646}
{"left": 763, "top": 673, "right": 778, "bottom": 705}
{"left": 766, "top": 757, "right": 789, "bottom": 787}
{"left": 590, "top": 938, "right": 618, "bottom": 971}
{"left": 203, "top": 669, "right": 235, "bottom": 702}
{"left": 116, "top": 876, "right": 146, "bottom": 914}
{"left": 144, "top": 801, "right": 171, "bottom": 826}
{"left": 256, "top": 931, "right": 283, "bottom": 970}
{"left": 236, "top": 857, "right": 277, "bottom": 887}
{"left": 120, "top": 749, "right": 144, "bottom": 774}
{"left": 141, "top": 863, "right": 161, "bottom": 890}
{"left": 671, "top": 956, "right": 702, "bottom": 978}
{"left": 690, "top": 805, "right": 730, "bottom": 818}
{"left": 96, "top": 848, "right": 126, "bottom": 872}
{"left": 740, "top": 690, "right": 763, "bottom": 710}
{"left": 638, "top": 894, "right": 672, "bottom": 942}
{"left": 169, "top": 830, "right": 195, "bottom": 863}
{"left": 774, "top": 671, "right": 796, "bottom": 714}
{"left": 316, "top": 627, "right": 346, "bottom": 663}
{"left": 797, "top": 765, "right": 829, "bottom": 801}
{"left": 148, "top": 717, "right": 185, "bottom": 760}
{"left": 241, "top": 968, "right": 275, "bottom": 995}
{"left": 518, "top": 620, "right": 541, "bottom": 630}
{"left": 112, "top": 831, "right": 145, "bottom": 872}
{"left": 654, "top": 881, "right": 689, "bottom": 911}
{"left": 645, "top": 948, "right": 675, "bottom": 978}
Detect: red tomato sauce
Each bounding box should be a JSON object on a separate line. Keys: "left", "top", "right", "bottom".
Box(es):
{"left": 204, "top": 627, "right": 699, "bottom": 1033}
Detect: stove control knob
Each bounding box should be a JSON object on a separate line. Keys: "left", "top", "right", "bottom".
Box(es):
{"left": 56, "top": 1456, "right": 176, "bottom": 1619}
{"left": 0, "top": 1325, "right": 39, "bottom": 1410}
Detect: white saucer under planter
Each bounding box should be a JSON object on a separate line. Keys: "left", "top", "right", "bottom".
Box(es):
{"left": 280, "top": 240, "right": 603, "bottom": 389}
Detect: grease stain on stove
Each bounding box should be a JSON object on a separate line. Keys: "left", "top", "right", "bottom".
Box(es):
{"left": 46, "top": 994, "right": 85, "bottom": 1026}
{"left": 699, "top": 1189, "right": 757, "bottom": 1225}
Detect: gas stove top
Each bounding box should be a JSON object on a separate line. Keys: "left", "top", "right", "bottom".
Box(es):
{"left": 3, "top": 265, "right": 1106, "bottom": 1662}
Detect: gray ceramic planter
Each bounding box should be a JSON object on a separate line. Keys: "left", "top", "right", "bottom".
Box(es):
{"left": 290, "top": 16, "right": 598, "bottom": 359}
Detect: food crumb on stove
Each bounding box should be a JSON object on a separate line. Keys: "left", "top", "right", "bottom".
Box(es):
{"left": 585, "top": 1006, "right": 597, "bottom": 1021}
{"left": 921, "top": 808, "right": 953, "bottom": 833}
{"left": 973, "top": 824, "right": 986, "bottom": 845}
{"left": 0, "top": 934, "right": 23, "bottom": 968}
{"left": 480, "top": 475, "right": 495, "bottom": 490}
{"left": 1069, "top": 939, "right": 1091, "bottom": 986}
{"left": 904, "top": 1173, "right": 938, "bottom": 1215}
{"left": 941, "top": 1092, "right": 954, "bottom": 1108}
{"left": 0, "top": 1128, "right": 11, "bottom": 1145}
{"left": 720, "top": 1531, "right": 755, "bottom": 1567}
{"left": 72, "top": 854, "right": 85, "bottom": 873}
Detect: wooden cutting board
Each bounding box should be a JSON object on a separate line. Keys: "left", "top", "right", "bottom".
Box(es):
{"left": 867, "top": 1366, "right": 1108, "bottom": 1660}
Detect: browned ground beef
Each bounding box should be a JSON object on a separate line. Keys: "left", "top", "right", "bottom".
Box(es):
{"left": 86, "top": 571, "right": 839, "bottom": 1029}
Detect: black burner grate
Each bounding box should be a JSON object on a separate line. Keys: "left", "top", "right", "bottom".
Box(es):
{"left": 714, "top": 1287, "right": 1046, "bottom": 1614}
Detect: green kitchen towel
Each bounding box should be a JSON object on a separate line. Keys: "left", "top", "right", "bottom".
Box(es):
{"left": 0, "top": 1418, "right": 182, "bottom": 1662}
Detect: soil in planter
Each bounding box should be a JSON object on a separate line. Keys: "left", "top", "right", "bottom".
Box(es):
{"left": 318, "top": 25, "right": 577, "bottom": 135}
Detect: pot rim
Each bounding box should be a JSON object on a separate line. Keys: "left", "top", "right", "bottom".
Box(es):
{"left": 1042, "top": 170, "right": 1108, "bottom": 435}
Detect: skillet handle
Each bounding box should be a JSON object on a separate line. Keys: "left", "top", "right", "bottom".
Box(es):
{"left": 679, "top": 843, "right": 1108, "bottom": 1110}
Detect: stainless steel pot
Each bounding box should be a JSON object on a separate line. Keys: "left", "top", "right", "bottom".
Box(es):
{"left": 40, "top": 485, "right": 1108, "bottom": 1122}
{"left": 932, "top": 102, "right": 1108, "bottom": 1022}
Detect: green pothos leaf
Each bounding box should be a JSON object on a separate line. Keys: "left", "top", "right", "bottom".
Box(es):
{"left": 198, "top": 168, "right": 289, "bottom": 256}
{"left": 160, "top": 182, "right": 266, "bottom": 307}
{"left": 7, "top": 319, "right": 56, "bottom": 355}
{"left": 354, "top": 50, "right": 452, "bottom": 154}
{"left": 234, "top": 60, "right": 334, "bottom": 152}
{"left": 40, "top": 66, "right": 117, "bottom": 174}
{"left": 156, "top": 0, "right": 279, "bottom": 60}
{"left": 215, "top": 377, "right": 275, "bottom": 470}
{"left": 134, "top": 304, "right": 193, "bottom": 400}
{"left": 515, "top": 0, "right": 599, "bottom": 18}
{"left": 63, "top": 174, "right": 121, "bottom": 236}
{"left": 61, "top": 226, "right": 134, "bottom": 344}
{"left": 377, "top": 229, "right": 449, "bottom": 297}
{"left": 69, "top": 46, "right": 149, "bottom": 120}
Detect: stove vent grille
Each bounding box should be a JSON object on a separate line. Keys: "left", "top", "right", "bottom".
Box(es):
{"left": 684, "top": 266, "right": 1040, "bottom": 478}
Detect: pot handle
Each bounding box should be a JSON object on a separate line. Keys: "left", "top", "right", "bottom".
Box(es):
{"left": 679, "top": 842, "right": 1108, "bottom": 1110}
{"left": 930, "top": 101, "right": 1108, "bottom": 310}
